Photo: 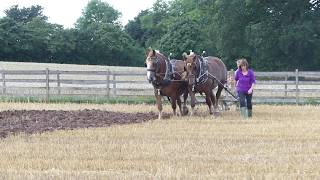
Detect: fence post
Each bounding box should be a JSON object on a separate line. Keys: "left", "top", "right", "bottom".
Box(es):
{"left": 1, "top": 70, "right": 5, "bottom": 95}
{"left": 284, "top": 74, "right": 288, "bottom": 98}
{"left": 295, "top": 69, "right": 299, "bottom": 105}
{"left": 106, "top": 70, "right": 110, "bottom": 98}
{"left": 46, "top": 68, "right": 50, "bottom": 103}
{"left": 112, "top": 72, "right": 116, "bottom": 96}
{"left": 57, "top": 70, "right": 61, "bottom": 95}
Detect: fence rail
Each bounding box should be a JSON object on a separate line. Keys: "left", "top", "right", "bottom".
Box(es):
{"left": 1, "top": 69, "right": 320, "bottom": 104}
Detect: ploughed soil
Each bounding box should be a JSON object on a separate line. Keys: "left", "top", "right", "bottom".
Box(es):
{"left": 0, "top": 110, "right": 169, "bottom": 138}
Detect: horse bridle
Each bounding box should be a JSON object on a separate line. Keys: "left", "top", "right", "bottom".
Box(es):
{"left": 187, "top": 57, "right": 200, "bottom": 79}
{"left": 146, "top": 56, "right": 160, "bottom": 73}
{"left": 187, "top": 56, "right": 209, "bottom": 88}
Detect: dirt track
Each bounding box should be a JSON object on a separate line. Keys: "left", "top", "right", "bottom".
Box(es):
{"left": 0, "top": 110, "right": 169, "bottom": 138}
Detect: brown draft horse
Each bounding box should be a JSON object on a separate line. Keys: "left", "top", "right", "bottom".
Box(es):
{"left": 183, "top": 53, "right": 227, "bottom": 116}
{"left": 145, "top": 48, "right": 188, "bottom": 119}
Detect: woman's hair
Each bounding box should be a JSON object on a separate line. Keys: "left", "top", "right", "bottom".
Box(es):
{"left": 238, "top": 58, "right": 249, "bottom": 70}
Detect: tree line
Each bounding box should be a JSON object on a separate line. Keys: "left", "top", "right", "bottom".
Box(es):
{"left": 0, "top": 0, "right": 319, "bottom": 70}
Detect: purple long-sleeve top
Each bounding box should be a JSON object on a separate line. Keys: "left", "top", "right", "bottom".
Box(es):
{"left": 235, "top": 69, "right": 256, "bottom": 93}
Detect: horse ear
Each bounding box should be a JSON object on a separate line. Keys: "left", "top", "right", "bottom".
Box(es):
{"left": 168, "top": 53, "right": 172, "bottom": 60}
{"left": 201, "top": 51, "right": 206, "bottom": 57}
{"left": 182, "top": 52, "right": 188, "bottom": 61}
{"left": 152, "top": 49, "right": 156, "bottom": 56}
{"left": 145, "top": 47, "right": 153, "bottom": 56}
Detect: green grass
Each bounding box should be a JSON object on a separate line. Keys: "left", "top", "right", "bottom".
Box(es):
{"left": 0, "top": 95, "right": 157, "bottom": 105}
{"left": 1, "top": 95, "right": 319, "bottom": 106}
{"left": 305, "top": 98, "right": 320, "bottom": 105}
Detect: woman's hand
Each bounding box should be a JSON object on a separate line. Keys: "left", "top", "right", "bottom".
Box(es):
{"left": 248, "top": 83, "right": 255, "bottom": 94}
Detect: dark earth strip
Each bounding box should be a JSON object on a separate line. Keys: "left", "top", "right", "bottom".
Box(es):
{"left": 0, "top": 110, "right": 169, "bottom": 138}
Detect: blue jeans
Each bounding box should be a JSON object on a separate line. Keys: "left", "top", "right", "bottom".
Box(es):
{"left": 237, "top": 91, "right": 252, "bottom": 110}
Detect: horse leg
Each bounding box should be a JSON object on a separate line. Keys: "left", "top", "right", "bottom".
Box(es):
{"left": 216, "top": 84, "right": 224, "bottom": 110}
{"left": 205, "top": 91, "right": 214, "bottom": 115}
{"left": 188, "top": 87, "right": 196, "bottom": 116}
{"left": 154, "top": 90, "right": 163, "bottom": 119}
{"left": 182, "top": 90, "right": 189, "bottom": 116}
{"left": 171, "top": 95, "right": 178, "bottom": 117}
{"left": 176, "top": 95, "right": 182, "bottom": 116}
{"left": 211, "top": 89, "right": 221, "bottom": 117}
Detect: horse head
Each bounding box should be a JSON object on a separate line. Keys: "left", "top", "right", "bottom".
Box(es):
{"left": 145, "top": 48, "right": 159, "bottom": 83}
{"left": 183, "top": 52, "right": 199, "bottom": 85}
{"left": 145, "top": 47, "right": 167, "bottom": 84}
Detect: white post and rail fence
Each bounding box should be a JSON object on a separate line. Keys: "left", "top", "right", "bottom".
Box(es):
{"left": 0, "top": 69, "right": 320, "bottom": 104}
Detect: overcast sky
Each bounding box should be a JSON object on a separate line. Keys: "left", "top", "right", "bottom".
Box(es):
{"left": 0, "top": 0, "right": 158, "bottom": 28}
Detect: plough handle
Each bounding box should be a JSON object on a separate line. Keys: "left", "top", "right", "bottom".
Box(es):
{"left": 208, "top": 73, "right": 238, "bottom": 100}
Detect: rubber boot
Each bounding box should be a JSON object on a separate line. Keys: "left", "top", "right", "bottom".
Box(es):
{"left": 248, "top": 109, "right": 252, "bottom": 118}
{"left": 240, "top": 107, "right": 248, "bottom": 119}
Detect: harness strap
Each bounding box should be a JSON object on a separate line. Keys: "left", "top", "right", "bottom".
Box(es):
{"left": 195, "top": 56, "right": 209, "bottom": 84}
{"left": 164, "top": 59, "right": 171, "bottom": 80}
{"left": 170, "top": 60, "right": 175, "bottom": 78}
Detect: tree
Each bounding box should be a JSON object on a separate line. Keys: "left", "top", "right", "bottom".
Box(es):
{"left": 76, "top": 0, "right": 121, "bottom": 29}
{"left": 5, "top": 5, "right": 47, "bottom": 23}
{"left": 124, "top": 10, "right": 150, "bottom": 47}
{"left": 245, "top": 0, "right": 320, "bottom": 70}
{"left": 159, "top": 17, "right": 205, "bottom": 58}
{"left": 0, "top": 17, "right": 23, "bottom": 60}
{"left": 75, "top": 0, "right": 144, "bottom": 66}
{"left": 1, "top": 0, "right": 319, "bottom": 70}
{"left": 125, "top": 0, "right": 171, "bottom": 49}
{"left": 47, "top": 26, "right": 78, "bottom": 63}
{"left": 0, "top": 5, "right": 59, "bottom": 62}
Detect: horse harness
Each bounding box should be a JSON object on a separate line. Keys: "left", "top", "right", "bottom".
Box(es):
{"left": 190, "top": 56, "right": 238, "bottom": 100}
{"left": 189, "top": 56, "right": 209, "bottom": 91}
{"left": 147, "top": 55, "right": 184, "bottom": 95}
{"left": 196, "top": 56, "right": 209, "bottom": 84}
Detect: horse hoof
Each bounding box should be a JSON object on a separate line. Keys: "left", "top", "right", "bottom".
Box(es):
{"left": 213, "top": 111, "right": 221, "bottom": 117}
{"left": 182, "top": 110, "right": 189, "bottom": 116}
{"left": 180, "top": 106, "right": 188, "bottom": 116}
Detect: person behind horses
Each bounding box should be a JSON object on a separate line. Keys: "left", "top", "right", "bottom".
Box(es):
{"left": 234, "top": 58, "right": 256, "bottom": 118}
{"left": 234, "top": 59, "right": 242, "bottom": 93}
{"left": 236, "top": 59, "right": 241, "bottom": 70}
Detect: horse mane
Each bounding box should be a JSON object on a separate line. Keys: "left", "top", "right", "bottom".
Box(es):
{"left": 156, "top": 51, "right": 166, "bottom": 60}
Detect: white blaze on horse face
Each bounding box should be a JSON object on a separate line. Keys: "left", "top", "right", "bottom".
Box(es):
{"left": 146, "top": 60, "right": 153, "bottom": 82}
{"left": 186, "top": 61, "right": 196, "bottom": 85}
{"left": 186, "top": 63, "right": 192, "bottom": 75}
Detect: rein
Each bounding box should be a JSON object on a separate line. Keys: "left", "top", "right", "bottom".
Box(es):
{"left": 146, "top": 56, "right": 159, "bottom": 72}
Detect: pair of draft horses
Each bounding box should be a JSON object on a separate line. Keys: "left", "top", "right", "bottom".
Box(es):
{"left": 145, "top": 48, "right": 227, "bottom": 119}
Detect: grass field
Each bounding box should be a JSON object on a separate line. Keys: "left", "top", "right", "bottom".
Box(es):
{"left": 0, "top": 103, "right": 319, "bottom": 179}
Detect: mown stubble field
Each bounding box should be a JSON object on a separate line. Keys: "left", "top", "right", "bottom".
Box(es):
{"left": 0, "top": 103, "right": 319, "bottom": 179}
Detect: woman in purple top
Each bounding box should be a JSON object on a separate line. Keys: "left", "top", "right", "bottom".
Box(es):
{"left": 234, "top": 59, "right": 256, "bottom": 118}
